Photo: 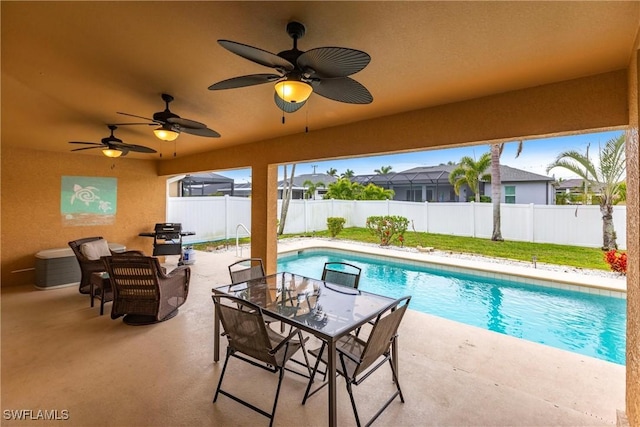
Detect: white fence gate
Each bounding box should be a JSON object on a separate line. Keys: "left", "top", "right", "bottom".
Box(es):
{"left": 168, "top": 196, "right": 627, "bottom": 249}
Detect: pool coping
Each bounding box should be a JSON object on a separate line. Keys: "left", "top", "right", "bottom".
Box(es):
{"left": 277, "top": 238, "right": 627, "bottom": 299}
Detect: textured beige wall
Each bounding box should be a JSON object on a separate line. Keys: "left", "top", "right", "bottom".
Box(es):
{"left": 1, "top": 147, "right": 166, "bottom": 287}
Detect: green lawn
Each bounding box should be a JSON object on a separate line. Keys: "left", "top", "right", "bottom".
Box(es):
{"left": 285, "top": 227, "right": 614, "bottom": 271}
{"left": 193, "top": 227, "right": 615, "bottom": 271}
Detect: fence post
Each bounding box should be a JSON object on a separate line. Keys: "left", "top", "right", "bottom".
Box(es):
{"left": 224, "top": 195, "right": 230, "bottom": 241}
{"left": 528, "top": 203, "right": 535, "bottom": 243}
{"left": 471, "top": 201, "right": 476, "bottom": 238}
{"left": 424, "top": 201, "right": 429, "bottom": 233}
{"left": 304, "top": 199, "right": 308, "bottom": 234}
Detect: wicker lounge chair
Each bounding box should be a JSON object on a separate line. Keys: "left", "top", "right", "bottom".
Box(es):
{"left": 302, "top": 295, "right": 411, "bottom": 427}
{"left": 102, "top": 254, "right": 190, "bottom": 325}
{"left": 212, "top": 294, "right": 311, "bottom": 426}
{"left": 68, "top": 237, "right": 141, "bottom": 294}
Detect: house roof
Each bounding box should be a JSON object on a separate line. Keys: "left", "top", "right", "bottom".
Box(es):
{"left": 277, "top": 173, "right": 337, "bottom": 188}
{"left": 353, "top": 164, "right": 552, "bottom": 185}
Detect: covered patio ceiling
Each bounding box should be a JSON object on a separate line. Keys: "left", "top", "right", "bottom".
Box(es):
{"left": 2, "top": 2, "right": 638, "bottom": 160}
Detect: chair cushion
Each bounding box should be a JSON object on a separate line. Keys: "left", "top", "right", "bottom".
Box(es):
{"left": 80, "top": 239, "right": 111, "bottom": 260}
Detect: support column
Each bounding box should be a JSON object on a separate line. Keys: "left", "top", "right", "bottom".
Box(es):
{"left": 625, "top": 47, "right": 640, "bottom": 427}
{"left": 251, "top": 163, "right": 278, "bottom": 274}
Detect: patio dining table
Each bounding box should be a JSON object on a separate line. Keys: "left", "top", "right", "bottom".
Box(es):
{"left": 212, "top": 271, "right": 398, "bottom": 427}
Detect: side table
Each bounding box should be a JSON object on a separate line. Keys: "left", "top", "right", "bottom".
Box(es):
{"left": 90, "top": 272, "right": 112, "bottom": 316}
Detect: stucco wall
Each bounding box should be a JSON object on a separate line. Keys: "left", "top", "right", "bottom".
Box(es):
{"left": 0, "top": 147, "right": 166, "bottom": 287}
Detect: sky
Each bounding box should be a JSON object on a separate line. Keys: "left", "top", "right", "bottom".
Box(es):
{"left": 218, "top": 129, "right": 625, "bottom": 183}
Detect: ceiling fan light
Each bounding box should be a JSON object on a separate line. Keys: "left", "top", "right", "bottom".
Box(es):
{"left": 154, "top": 126, "right": 179, "bottom": 142}
{"left": 274, "top": 79, "right": 313, "bottom": 104}
{"left": 102, "top": 148, "right": 122, "bottom": 158}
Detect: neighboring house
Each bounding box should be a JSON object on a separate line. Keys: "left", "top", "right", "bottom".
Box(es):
{"left": 173, "top": 172, "right": 337, "bottom": 199}
{"left": 277, "top": 173, "right": 337, "bottom": 200}
{"left": 554, "top": 178, "right": 605, "bottom": 204}
{"left": 171, "top": 173, "right": 236, "bottom": 196}
{"left": 353, "top": 164, "right": 555, "bottom": 204}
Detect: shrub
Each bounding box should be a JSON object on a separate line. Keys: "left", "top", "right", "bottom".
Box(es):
{"left": 604, "top": 249, "right": 627, "bottom": 275}
{"left": 365, "top": 215, "right": 409, "bottom": 246}
{"left": 327, "top": 217, "right": 346, "bottom": 238}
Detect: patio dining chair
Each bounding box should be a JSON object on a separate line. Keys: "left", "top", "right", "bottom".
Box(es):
{"left": 302, "top": 295, "right": 411, "bottom": 427}
{"left": 228, "top": 258, "right": 265, "bottom": 283}
{"left": 321, "top": 262, "right": 361, "bottom": 289}
{"left": 212, "top": 294, "right": 311, "bottom": 427}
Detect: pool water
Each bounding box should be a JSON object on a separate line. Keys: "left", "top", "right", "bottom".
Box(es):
{"left": 277, "top": 250, "right": 627, "bottom": 365}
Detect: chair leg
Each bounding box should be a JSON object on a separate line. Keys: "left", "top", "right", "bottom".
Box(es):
{"left": 345, "top": 379, "right": 362, "bottom": 427}
{"left": 99, "top": 286, "right": 105, "bottom": 316}
{"left": 213, "top": 350, "right": 232, "bottom": 403}
{"left": 388, "top": 358, "right": 405, "bottom": 403}
{"left": 302, "top": 341, "right": 327, "bottom": 404}
{"left": 269, "top": 367, "right": 286, "bottom": 427}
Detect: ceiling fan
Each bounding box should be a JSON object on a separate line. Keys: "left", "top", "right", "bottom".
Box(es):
{"left": 208, "top": 21, "right": 373, "bottom": 113}
{"left": 68, "top": 125, "right": 157, "bottom": 158}
{"left": 117, "top": 93, "right": 221, "bottom": 141}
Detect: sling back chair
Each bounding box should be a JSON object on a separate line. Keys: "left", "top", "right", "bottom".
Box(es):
{"left": 212, "top": 294, "right": 311, "bottom": 427}
{"left": 68, "top": 236, "right": 143, "bottom": 294}
{"left": 302, "top": 295, "right": 411, "bottom": 427}
{"left": 321, "top": 262, "right": 362, "bottom": 289}
{"left": 102, "top": 254, "right": 190, "bottom": 325}
{"left": 228, "top": 258, "right": 265, "bottom": 283}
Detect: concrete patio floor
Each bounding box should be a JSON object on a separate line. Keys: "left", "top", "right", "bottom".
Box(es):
{"left": 0, "top": 239, "right": 625, "bottom": 426}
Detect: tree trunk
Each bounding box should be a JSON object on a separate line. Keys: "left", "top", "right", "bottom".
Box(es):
{"left": 600, "top": 202, "right": 617, "bottom": 250}
{"left": 277, "top": 164, "right": 296, "bottom": 235}
{"left": 490, "top": 144, "right": 503, "bottom": 241}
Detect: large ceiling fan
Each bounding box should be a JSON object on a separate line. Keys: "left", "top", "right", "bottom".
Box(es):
{"left": 68, "top": 125, "right": 157, "bottom": 158}
{"left": 209, "top": 21, "right": 373, "bottom": 113}
{"left": 117, "top": 93, "right": 221, "bottom": 141}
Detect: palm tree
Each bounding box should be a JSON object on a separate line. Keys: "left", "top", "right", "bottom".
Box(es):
{"left": 302, "top": 180, "right": 325, "bottom": 200}
{"left": 448, "top": 153, "right": 491, "bottom": 202}
{"left": 374, "top": 165, "right": 393, "bottom": 175}
{"left": 490, "top": 141, "right": 523, "bottom": 241}
{"left": 546, "top": 135, "right": 626, "bottom": 250}
{"left": 278, "top": 163, "right": 296, "bottom": 235}
{"left": 341, "top": 169, "right": 355, "bottom": 179}
{"left": 326, "top": 168, "right": 338, "bottom": 177}
{"left": 324, "top": 177, "right": 360, "bottom": 200}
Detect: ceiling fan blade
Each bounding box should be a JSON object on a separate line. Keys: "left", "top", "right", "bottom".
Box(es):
{"left": 313, "top": 77, "right": 373, "bottom": 104}
{"left": 69, "top": 141, "right": 102, "bottom": 145}
{"left": 120, "top": 144, "right": 157, "bottom": 154}
{"left": 298, "top": 47, "right": 371, "bottom": 78}
{"left": 166, "top": 117, "right": 206, "bottom": 129}
{"left": 274, "top": 92, "right": 306, "bottom": 113}
{"left": 112, "top": 122, "right": 157, "bottom": 127}
{"left": 180, "top": 127, "right": 221, "bottom": 138}
{"left": 70, "top": 146, "right": 101, "bottom": 152}
{"left": 208, "top": 73, "right": 281, "bottom": 91}
{"left": 116, "top": 112, "right": 158, "bottom": 123}
{"left": 218, "top": 40, "right": 294, "bottom": 71}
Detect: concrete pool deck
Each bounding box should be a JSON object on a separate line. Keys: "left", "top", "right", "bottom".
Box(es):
{"left": 0, "top": 239, "right": 626, "bottom": 426}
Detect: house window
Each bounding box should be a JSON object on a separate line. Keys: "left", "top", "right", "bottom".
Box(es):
{"left": 505, "top": 186, "right": 516, "bottom": 204}
{"left": 406, "top": 189, "right": 422, "bottom": 202}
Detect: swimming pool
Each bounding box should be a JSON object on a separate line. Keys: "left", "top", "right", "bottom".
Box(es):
{"left": 277, "top": 249, "right": 627, "bottom": 365}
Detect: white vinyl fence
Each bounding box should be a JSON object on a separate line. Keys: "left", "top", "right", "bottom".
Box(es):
{"left": 168, "top": 196, "right": 627, "bottom": 250}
